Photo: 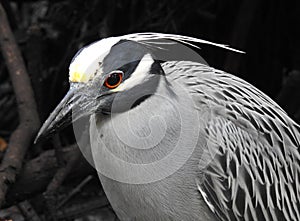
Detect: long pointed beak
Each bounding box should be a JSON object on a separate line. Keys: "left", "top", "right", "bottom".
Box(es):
{"left": 34, "top": 86, "right": 86, "bottom": 143}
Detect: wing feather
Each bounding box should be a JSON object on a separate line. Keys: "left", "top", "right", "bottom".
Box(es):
{"left": 163, "top": 61, "right": 300, "bottom": 221}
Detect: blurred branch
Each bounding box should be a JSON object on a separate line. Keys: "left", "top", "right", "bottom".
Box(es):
{"left": 55, "top": 196, "right": 111, "bottom": 220}
{"left": 18, "top": 200, "right": 41, "bottom": 221}
{"left": 44, "top": 142, "right": 82, "bottom": 219}
{"left": 0, "top": 3, "right": 40, "bottom": 207}
{"left": 57, "top": 175, "right": 93, "bottom": 209}
{"left": 6, "top": 145, "right": 93, "bottom": 205}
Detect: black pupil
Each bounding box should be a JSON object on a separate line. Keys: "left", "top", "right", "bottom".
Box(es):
{"left": 107, "top": 73, "right": 120, "bottom": 86}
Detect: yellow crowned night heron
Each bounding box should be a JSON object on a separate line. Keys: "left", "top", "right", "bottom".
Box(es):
{"left": 36, "top": 33, "right": 300, "bottom": 221}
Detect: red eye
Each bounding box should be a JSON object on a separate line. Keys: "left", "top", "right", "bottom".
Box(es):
{"left": 104, "top": 71, "right": 123, "bottom": 89}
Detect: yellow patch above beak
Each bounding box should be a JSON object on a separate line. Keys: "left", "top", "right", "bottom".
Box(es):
{"left": 69, "top": 63, "right": 88, "bottom": 83}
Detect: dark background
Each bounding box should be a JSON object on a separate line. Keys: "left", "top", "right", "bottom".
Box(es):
{"left": 0, "top": 0, "right": 300, "bottom": 220}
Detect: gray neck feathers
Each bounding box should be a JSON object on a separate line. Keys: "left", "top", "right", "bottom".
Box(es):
{"left": 95, "top": 77, "right": 180, "bottom": 164}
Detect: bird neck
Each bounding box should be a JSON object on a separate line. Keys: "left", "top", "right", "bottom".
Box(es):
{"left": 91, "top": 76, "right": 179, "bottom": 162}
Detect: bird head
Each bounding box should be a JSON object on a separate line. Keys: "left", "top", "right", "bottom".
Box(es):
{"left": 35, "top": 37, "right": 165, "bottom": 142}
{"left": 35, "top": 33, "right": 241, "bottom": 142}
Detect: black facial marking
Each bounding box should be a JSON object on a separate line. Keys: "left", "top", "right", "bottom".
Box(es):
{"left": 150, "top": 61, "right": 165, "bottom": 75}
{"left": 100, "top": 40, "right": 165, "bottom": 94}
{"left": 102, "top": 40, "right": 149, "bottom": 75}
{"left": 100, "top": 60, "right": 140, "bottom": 93}
{"left": 130, "top": 94, "right": 152, "bottom": 109}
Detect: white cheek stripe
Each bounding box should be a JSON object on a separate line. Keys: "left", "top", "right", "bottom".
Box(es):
{"left": 112, "top": 54, "right": 154, "bottom": 92}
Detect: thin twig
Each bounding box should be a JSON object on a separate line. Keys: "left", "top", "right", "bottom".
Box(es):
{"left": 0, "top": 3, "right": 40, "bottom": 208}
{"left": 44, "top": 145, "right": 81, "bottom": 219}
{"left": 18, "top": 200, "right": 41, "bottom": 221}
{"left": 45, "top": 147, "right": 81, "bottom": 194}
{"left": 55, "top": 196, "right": 111, "bottom": 220}
{"left": 57, "top": 175, "right": 93, "bottom": 209}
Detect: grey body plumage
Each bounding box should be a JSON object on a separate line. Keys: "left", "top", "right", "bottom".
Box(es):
{"left": 162, "top": 61, "right": 300, "bottom": 221}
{"left": 36, "top": 33, "right": 300, "bottom": 221}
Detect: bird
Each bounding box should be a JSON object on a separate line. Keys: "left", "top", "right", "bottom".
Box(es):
{"left": 36, "top": 33, "right": 300, "bottom": 221}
